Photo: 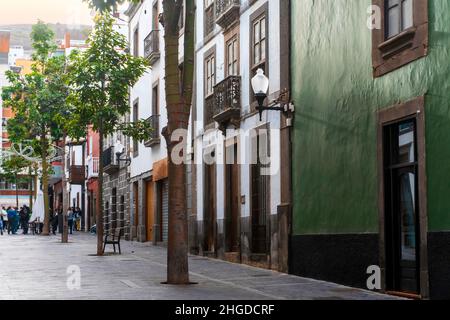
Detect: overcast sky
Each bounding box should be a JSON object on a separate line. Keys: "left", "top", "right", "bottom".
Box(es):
{"left": 0, "top": 0, "right": 95, "bottom": 26}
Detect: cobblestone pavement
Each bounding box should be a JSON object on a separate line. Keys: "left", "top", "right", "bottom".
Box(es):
{"left": 0, "top": 232, "right": 401, "bottom": 300}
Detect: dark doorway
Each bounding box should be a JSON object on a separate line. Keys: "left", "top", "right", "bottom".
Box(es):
{"left": 203, "top": 163, "right": 216, "bottom": 254}
{"left": 251, "top": 130, "right": 270, "bottom": 255}
{"left": 383, "top": 119, "right": 420, "bottom": 295}
{"left": 225, "top": 141, "right": 239, "bottom": 252}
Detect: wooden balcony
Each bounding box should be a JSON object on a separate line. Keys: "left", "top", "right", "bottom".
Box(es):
{"left": 215, "top": 0, "right": 240, "bottom": 29}
{"left": 69, "top": 165, "right": 85, "bottom": 185}
{"left": 102, "top": 146, "right": 119, "bottom": 175}
{"left": 144, "top": 30, "right": 160, "bottom": 64}
{"left": 144, "top": 115, "right": 161, "bottom": 147}
{"left": 213, "top": 76, "right": 241, "bottom": 132}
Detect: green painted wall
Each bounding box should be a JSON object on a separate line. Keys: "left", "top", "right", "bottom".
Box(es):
{"left": 291, "top": 0, "right": 450, "bottom": 235}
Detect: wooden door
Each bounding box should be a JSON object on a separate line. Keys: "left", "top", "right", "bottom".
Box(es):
{"left": 133, "top": 182, "right": 139, "bottom": 229}
{"left": 204, "top": 163, "right": 216, "bottom": 253}
{"left": 225, "top": 142, "right": 239, "bottom": 252}
{"left": 145, "top": 180, "right": 154, "bottom": 242}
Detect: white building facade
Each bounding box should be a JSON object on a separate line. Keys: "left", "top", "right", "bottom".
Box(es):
{"left": 191, "top": 0, "right": 292, "bottom": 271}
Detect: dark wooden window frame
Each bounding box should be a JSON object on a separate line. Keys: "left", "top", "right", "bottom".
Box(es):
{"left": 249, "top": 2, "right": 269, "bottom": 108}
{"left": 372, "top": 0, "right": 428, "bottom": 77}
{"left": 377, "top": 95, "right": 429, "bottom": 299}
{"left": 133, "top": 24, "right": 139, "bottom": 57}
{"left": 204, "top": 0, "right": 215, "bottom": 41}
{"left": 203, "top": 45, "right": 216, "bottom": 127}
{"left": 225, "top": 32, "right": 240, "bottom": 77}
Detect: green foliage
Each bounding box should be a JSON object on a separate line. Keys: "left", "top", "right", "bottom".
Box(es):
{"left": 68, "top": 13, "right": 151, "bottom": 141}
{"left": 1, "top": 155, "right": 32, "bottom": 182}
{"left": 31, "top": 21, "right": 57, "bottom": 67}
{"left": 84, "top": 0, "right": 140, "bottom": 12}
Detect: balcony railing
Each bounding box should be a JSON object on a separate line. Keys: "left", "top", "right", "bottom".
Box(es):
{"left": 215, "top": 0, "right": 240, "bottom": 29}
{"left": 212, "top": 76, "right": 241, "bottom": 130}
{"left": 144, "top": 115, "right": 160, "bottom": 147}
{"left": 69, "top": 165, "right": 85, "bottom": 185}
{"left": 102, "top": 146, "right": 119, "bottom": 175}
{"left": 204, "top": 95, "right": 215, "bottom": 127}
{"left": 87, "top": 156, "right": 99, "bottom": 179}
{"left": 144, "top": 30, "right": 160, "bottom": 64}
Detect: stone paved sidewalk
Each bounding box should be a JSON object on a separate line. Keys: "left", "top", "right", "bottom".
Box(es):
{"left": 0, "top": 232, "right": 400, "bottom": 300}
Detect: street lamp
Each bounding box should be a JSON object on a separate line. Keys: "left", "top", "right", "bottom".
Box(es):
{"left": 251, "top": 68, "right": 288, "bottom": 121}
{"left": 114, "top": 141, "right": 131, "bottom": 167}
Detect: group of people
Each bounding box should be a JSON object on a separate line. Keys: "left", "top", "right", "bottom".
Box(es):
{"left": 50, "top": 207, "right": 83, "bottom": 235}
{"left": 0, "top": 205, "right": 32, "bottom": 235}
{"left": 0, "top": 205, "right": 83, "bottom": 236}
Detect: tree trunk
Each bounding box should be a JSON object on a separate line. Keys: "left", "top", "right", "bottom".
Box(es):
{"left": 29, "top": 167, "right": 33, "bottom": 210}
{"left": 163, "top": 0, "right": 195, "bottom": 285}
{"left": 41, "top": 136, "right": 50, "bottom": 236}
{"left": 62, "top": 134, "right": 69, "bottom": 243}
{"left": 96, "top": 122, "right": 104, "bottom": 256}
{"left": 15, "top": 173, "right": 19, "bottom": 208}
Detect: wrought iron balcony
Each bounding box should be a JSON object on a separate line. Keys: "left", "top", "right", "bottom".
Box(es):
{"left": 215, "top": 0, "right": 240, "bottom": 29}
{"left": 87, "top": 156, "right": 99, "bottom": 179}
{"left": 102, "top": 146, "right": 119, "bottom": 175}
{"left": 213, "top": 76, "right": 241, "bottom": 131}
{"left": 204, "top": 95, "right": 215, "bottom": 127}
{"left": 144, "top": 30, "right": 160, "bottom": 64}
{"left": 69, "top": 165, "right": 85, "bottom": 185}
{"left": 144, "top": 115, "right": 161, "bottom": 147}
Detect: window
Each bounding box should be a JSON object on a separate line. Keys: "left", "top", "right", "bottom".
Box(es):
{"left": 204, "top": 0, "right": 215, "bottom": 38}
{"left": 152, "top": 2, "right": 159, "bottom": 30}
{"left": 250, "top": 3, "right": 269, "bottom": 103}
{"left": 385, "top": 0, "right": 413, "bottom": 39}
{"left": 152, "top": 84, "right": 159, "bottom": 115}
{"left": 252, "top": 15, "right": 266, "bottom": 70}
{"left": 133, "top": 26, "right": 139, "bottom": 57}
{"left": 226, "top": 36, "right": 239, "bottom": 76}
{"left": 205, "top": 54, "right": 215, "bottom": 97}
{"left": 372, "top": 0, "right": 428, "bottom": 77}
{"left": 133, "top": 101, "right": 139, "bottom": 157}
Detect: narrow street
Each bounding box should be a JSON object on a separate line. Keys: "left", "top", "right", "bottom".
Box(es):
{"left": 0, "top": 232, "right": 399, "bottom": 300}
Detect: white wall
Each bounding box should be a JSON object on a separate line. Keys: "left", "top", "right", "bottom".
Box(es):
{"left": 129, "top": 0, "right": 169, "bottom": 179}
{"left": 194, "top": 0, "right": 283, "bottom": 222}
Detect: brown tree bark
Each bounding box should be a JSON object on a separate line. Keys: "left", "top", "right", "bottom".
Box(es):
{"left": 162, "top": 0, "right": 196, "bottom": 285}
{"left": 96, "top": 120, "right": 104, "bottom": 256}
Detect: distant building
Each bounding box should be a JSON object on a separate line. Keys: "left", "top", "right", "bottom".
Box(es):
{"left": 0, "top": 33, "right": 36, "bottom": 207}
{"left": 8, "top": 45, "right": 24, "bottom": 66}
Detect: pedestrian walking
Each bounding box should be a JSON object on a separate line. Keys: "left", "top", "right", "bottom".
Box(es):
{"left": 1, "top": 207, "right": 7, "bottom": 232}
{"left": 6, "top": 207, "right": 18, "bottom": 235}
{"left": 0, "top": 209, "right": 4, "bottom": 236}
{"left": 75, "top": 207, "right": 82, "bottom": 231}
{"left": 20, "top": 206, "right": 30, "bottom": 235}
{"left": 67, "top": 208, "right": 74, "bottom": 235}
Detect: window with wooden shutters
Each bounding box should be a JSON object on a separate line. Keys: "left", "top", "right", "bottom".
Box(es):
{"left": 226, "top": 36, "right": 239, "bottom": 76}
{"left": 205, "top": 54, "right": 215, "bottom": 97}
{"left": 372, "top": 0, "right": 428, "bottom": 77}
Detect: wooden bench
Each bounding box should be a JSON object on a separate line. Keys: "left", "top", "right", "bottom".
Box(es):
{"left": 103, "top": 229, "right": 122, "bottom": 254}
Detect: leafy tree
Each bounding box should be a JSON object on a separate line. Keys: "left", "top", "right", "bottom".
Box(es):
{"left": 86, "top": 0, "right": 196, "bottom": 284}
{"left": 68, "top": 13, "right": 150, "bottom": 255}
{"left": 2, "top": 22, "right": 70, "bottom": 235}
{"left": 1, "top": 156, "right": 32, "bottom": 208}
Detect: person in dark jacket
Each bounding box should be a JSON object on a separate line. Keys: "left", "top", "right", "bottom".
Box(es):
{"left": 20, "top": 206, "right": 30, "bottom": 235}
{"left": 7, "top": 207, "right": 18, "bottom": 234}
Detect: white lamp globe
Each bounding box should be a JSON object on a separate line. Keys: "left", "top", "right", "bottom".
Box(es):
{"left": 251, "top": 68, "right": 269, "bottom": 95}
